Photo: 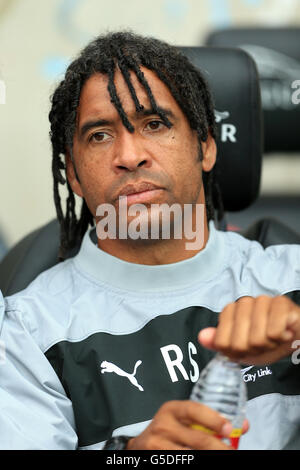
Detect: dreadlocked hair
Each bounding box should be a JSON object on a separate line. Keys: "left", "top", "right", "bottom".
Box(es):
{"left": 49, "top": 31, "right": 224, "bottom": 260}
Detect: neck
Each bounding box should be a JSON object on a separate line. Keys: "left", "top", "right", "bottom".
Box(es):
{"left": 97, "top": 196, "right": 210, "bottom": 265}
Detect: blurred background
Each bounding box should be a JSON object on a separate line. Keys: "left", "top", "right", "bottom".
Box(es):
{"left": 0, "top": 0, "right": 300, "bottom": 259}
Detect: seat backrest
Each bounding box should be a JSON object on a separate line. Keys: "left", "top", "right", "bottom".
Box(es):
{"left": 242, "top": 218, "right": 300, "bottom": 247}
{"left": 205, "top": 27, "right": 300, "bottom": 154}
{"left": 0, "top": 46, "right": 263, "bottom": 296}
{"left": 180, "top": 47, "right": 262, "bottom": 212}
{"left": 0, "top": 220, "right": 61, "bottom": 296}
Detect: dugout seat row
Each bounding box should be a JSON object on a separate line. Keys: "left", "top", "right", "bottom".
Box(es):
{"left": 1, "top": 45, "right": 300, "bottom": 297}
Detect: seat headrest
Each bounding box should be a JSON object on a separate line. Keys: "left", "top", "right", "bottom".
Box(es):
{"left": 179, "top": 46, "right": 262, "bottom": 211}
{"left": 205, "top": 28, "right": 300, "bottom": 153}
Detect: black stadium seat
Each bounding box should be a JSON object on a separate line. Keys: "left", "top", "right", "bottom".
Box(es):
{"left": 242, "top": 217, "right": 300, "bottom": 248}
{"left": 179, "top": 47, "right": 262, "bottom": 213}
{"left": 0, "top": 45, "right": 273, "bottom": 296}
{"left": 205, "top": 28, "right": 300, "bottom": 234}
{"left": 205, "top": 27, "right": 300, "bottom": 154}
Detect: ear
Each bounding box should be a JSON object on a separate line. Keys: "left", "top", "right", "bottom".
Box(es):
{"left": 65, "top": 150, "right": 83, "bottom": 198}
{"left": 201, "top": 132, "right": 217, "bottom": 172}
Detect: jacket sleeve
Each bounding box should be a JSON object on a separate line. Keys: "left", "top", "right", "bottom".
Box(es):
{"left": 0, "top": 291, "right": 78, "bottom": 449}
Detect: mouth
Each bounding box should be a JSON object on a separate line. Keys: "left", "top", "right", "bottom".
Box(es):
{"left": 116, "top": 182, "right": 165, "bottom": 204}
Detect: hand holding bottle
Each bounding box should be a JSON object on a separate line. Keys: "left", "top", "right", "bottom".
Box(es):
{"left": 126, "top": 400, "right": 247, "bottom": 450}
{"left": 189, "top": 353, "right": 247, "bottom": 449}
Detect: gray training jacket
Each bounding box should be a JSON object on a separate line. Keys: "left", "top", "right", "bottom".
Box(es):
{"left": 1, "top": 221, "right": 300, "bottom": 449}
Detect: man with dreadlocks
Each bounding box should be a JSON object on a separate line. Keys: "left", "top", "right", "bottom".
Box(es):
{"left": 1, "top": 31, "right": 300, "bottom": 451}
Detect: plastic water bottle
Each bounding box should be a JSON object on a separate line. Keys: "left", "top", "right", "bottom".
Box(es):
{"left": 190, "top": 353, "right": 247, "bottom": 449}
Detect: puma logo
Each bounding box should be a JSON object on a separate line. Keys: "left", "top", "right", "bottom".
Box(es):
{"left": 100, "top": 360, "right": 144, "bottom": 391}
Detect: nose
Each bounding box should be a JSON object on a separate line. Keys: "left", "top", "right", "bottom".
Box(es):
{"left": 113, "top": 129, "right": 151, "bottom": 172}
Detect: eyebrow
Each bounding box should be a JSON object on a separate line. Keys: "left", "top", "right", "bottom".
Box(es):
{"left": 79, "top": 106, "right": 176, "bottom": 139}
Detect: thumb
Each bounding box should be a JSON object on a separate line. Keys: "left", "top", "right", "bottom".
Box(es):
{"left": 198, "top": 327, "right": 217, "bottom": 350}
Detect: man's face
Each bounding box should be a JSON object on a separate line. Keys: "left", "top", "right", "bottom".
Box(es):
{"left": 67, "top": 66, "right": 216, "bottom": 235}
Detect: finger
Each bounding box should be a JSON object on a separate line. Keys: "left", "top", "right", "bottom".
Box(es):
{"left": 154, "top": 402, "right": 232, "bottom": 450}
{"left": 183, "top": 427, "right": 232, "bottom": 450}
{"left": 287, "top": 311, "right": 300, "bottom": 330}
{"left": 198, "top": 327, "right": 217, "bottom": 350}
{"left": 267, "top": 297, "right": 298, "bottom": 342}
{"left": 213, "top": 303, "right": 236, "bottom": 353}
{"left": 166, "top": 400, "right": 230, "bottom": 436}
{"left": 286, "top": 309, "right": 300, "bottom": 332}
{"left": 157, "top": 417, "right": 231, "bottom": 450}
{"left": 229, "top": 297, "right": 253, "bottom": 356}
{"left": 249, "top": 296, "right": 277, "bottom": 350}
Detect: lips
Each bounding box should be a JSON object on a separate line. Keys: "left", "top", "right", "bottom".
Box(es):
{"left": 116, "top": 181, "right": 163, "bottom": 200}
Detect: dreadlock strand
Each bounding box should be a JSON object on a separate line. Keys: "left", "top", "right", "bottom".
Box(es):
{"left": 65, "top": 181, "right": 77, "bottom": 243}
{"left": 204, "top": 170, "right": 215, "bottom": 222}
{"left": 149, "top": 64, "right": 200, "bottom": 133}
{"left": 116, "top": 53, "right": 144, "bottom": 112}
{"left": 53, "top": 175, "right": 68, "bottom": 259}
{"left": 107, "top": 63, "right": 135, "bottom": 132}
{"left": 77, "top": 200, "right": 94, "bottom": 242}
{"left": 212, "top": 170, "right": 224, "bottom": 222}
{"left": 127, "top": 59, "right": 173, "bottom": 129}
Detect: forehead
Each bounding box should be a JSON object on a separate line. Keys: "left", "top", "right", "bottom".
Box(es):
{"left": 76, "top": 66, "right": 182, "bottom": 123}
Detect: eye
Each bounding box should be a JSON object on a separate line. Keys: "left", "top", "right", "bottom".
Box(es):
{"left": 145, "top": 120, "right": 165, "bottom": 131}
{"left": 89, "top": 132, "right": 111, "bottom": 143}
